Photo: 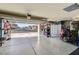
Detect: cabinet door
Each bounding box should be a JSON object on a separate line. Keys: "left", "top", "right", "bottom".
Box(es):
{"left": 51, "top": 24, "right": 61, "bottom": 37}
{"left": 2, "top": 19, "right": 5, "bottom": 37}
{"left": 0, "top": 19, "right": 2, "bottom": 37}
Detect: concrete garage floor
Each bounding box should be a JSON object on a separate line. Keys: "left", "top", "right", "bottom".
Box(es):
{"left": 0, "top": 32, "right": 78, "bottom": 55}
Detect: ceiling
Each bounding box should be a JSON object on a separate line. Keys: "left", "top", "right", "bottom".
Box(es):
{"left": 0, "top": 3, "right": 79, "bottom": 21}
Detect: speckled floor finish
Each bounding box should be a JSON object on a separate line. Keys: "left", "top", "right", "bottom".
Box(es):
{"left": 0, "top": 32, "right": 78, "bottom": 55}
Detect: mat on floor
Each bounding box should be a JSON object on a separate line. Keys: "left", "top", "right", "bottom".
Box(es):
{"left": 70, "top": 48, "right": 79, "bottom": 55}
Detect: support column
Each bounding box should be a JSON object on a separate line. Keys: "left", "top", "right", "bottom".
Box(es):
{"left": 38, "top": 24, "right": 40, "bottom": 44}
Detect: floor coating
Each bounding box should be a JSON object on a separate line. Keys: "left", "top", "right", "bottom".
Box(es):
{"left": 0, "top": 32, "right": 78, "bottom": 55}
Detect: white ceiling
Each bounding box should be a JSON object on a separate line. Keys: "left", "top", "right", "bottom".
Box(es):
{"left": 0, "top": 3, "right": 79, "bottom": 21}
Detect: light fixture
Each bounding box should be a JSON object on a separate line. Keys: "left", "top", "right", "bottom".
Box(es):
{"left": 63, "top": 3, "right": 79, "bottom": 12}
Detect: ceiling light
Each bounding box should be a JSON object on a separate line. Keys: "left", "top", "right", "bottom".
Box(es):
{"left": 63, "top": 3, "right": 79, "bottom": 12}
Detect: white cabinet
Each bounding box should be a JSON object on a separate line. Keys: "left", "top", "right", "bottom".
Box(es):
{"left": 51, "top": 24, "right": 61, "bottom": 37}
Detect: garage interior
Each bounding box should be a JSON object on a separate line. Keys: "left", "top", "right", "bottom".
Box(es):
{"left": 0, "top": 3, "right": 79, "bottom": 55}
